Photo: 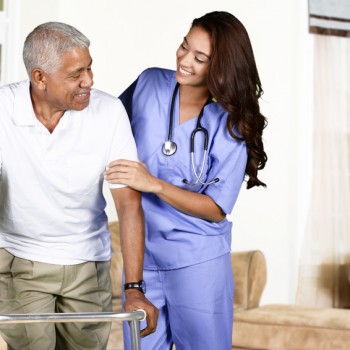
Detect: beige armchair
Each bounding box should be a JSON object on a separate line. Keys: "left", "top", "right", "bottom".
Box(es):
{"left": 232, "top": 251, "right": 350, "bottom": 350}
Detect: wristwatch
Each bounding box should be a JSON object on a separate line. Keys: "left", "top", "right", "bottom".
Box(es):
{"left": 123, "top": 280, "right": 146, "bottom": 294}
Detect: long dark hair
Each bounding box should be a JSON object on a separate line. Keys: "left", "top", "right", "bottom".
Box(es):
{"left": 192, "top": 11, "right": 267, "bottom": 188}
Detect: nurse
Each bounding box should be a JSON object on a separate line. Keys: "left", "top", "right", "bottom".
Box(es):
{"left": 105, "top": 11, "right": 267, "bottom": 350}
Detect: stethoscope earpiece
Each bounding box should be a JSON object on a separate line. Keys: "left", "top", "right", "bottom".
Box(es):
{"left": 162, "top": 82, "right": 220, "bottom": 186}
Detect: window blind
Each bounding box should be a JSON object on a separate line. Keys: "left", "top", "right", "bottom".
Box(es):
{"left": 309, "top": 0, "right": 350, "bottom": 37}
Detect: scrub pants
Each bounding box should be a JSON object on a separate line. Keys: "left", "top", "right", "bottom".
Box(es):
{"left": 123, "top": 253, "right": 234, "bottom": 350}
{"left": 0, "top": 248, "right": 112, "bottom": 350}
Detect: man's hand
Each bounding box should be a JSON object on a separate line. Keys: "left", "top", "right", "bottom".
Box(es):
{"left": 124, "top": 289, "right": 159, "bottom": 337}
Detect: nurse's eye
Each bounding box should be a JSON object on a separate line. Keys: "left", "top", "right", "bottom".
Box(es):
{"left": 180, "top": 44, "right": 188, "bottom": 51}
{"left": 195, "top": 57, "right": 205, "bottom": 64}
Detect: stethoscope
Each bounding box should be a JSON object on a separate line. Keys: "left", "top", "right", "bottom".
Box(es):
{"left": 162, "top": 83, "right": 219, "bottom": 186}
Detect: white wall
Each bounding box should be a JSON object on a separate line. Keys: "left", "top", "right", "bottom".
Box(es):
{"left": 6, "top": 0, "right": 314, "bottom": 305}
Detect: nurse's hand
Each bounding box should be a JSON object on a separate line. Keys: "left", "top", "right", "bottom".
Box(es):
{"left": 124, "top": 289, "right": 159, "bottom": 337}
{"left": 105, "top": 159, "right": 161, "bottom": 193}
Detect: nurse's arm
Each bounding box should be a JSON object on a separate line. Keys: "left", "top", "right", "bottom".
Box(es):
{"left": 107, "top": 160, "right": 225, "bottom": 222}
{"left": 110, "top": 187, "right": 158, "bottom": 337}
{"left": 153, "top": 177, "right": 226, "bottom": 222}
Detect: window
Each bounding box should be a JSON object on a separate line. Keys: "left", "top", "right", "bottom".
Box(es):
{"left": 0, "top": 0, "right": 6, "bottom": 85}
{"left": 0, "top": 44, "right": 2, "bottom": 82}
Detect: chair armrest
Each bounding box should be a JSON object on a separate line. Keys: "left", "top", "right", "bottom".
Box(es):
{"left": 109, "top": 221, "right": 123, "bottom": 300}
{"left": 0, "top": 335, "right": 7, "bottom": 350}
{"left": 231, "top": 250, "right": 267, "bottom": 311}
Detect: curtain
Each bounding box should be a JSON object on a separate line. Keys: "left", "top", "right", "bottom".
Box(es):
{"left": 296, "top": 34, "right": 350, "bottom": 308}
{"left": 309, "top": 0, "right": 350, "bottom": 37}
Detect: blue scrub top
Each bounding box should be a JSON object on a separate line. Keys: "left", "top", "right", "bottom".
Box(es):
{"left": 120, "top": 68, "right": 247, "bottom": 270}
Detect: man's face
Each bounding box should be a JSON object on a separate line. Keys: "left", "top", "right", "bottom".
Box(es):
{"left": 43, "top": 47, "right": 94, "bottom": 111}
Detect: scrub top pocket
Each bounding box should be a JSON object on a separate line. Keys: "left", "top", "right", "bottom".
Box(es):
{"left": 158, "top": 158, "right": 210, "bottom": 193}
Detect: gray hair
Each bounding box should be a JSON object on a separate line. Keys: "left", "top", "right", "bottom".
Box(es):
{"left": 23, "top": 22, "right": 90, "bottom": 76}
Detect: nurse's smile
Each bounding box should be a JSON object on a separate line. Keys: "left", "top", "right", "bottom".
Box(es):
{"left": 179, "top": 66, "right": 193, "bottom": 76}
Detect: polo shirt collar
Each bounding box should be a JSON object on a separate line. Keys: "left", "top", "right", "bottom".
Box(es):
{"left": 13, "top": 80, "right": 38, "bottom": 126}
{"left": 12, "top": 80, "right": 79, "bottom": 130}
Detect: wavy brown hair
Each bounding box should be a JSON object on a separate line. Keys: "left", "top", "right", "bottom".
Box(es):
{"left": 192, "top": 11, "right": 267, "bottom": 188}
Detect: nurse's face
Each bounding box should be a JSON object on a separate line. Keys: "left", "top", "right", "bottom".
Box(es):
{"left": 176, "top": 26, "right": 211, "bottom": 87}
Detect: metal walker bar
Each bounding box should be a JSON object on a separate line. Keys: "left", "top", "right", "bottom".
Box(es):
{"left": 0, "top": 311, "right": 146, "bottom": 350}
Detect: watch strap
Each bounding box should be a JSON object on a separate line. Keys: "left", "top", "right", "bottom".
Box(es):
{"left": 123, "top": 280, "right": 146, "bottom": 294}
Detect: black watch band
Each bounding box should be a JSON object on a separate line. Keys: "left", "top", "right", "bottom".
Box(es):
{"left": 123, "top": 280, "right": 146, "bottom": 294}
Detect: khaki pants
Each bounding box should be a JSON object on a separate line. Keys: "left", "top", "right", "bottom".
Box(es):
{"left": 0, "top": 249, "right": 112, "bottom": 350}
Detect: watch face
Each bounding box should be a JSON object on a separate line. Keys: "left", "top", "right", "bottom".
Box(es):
{"left": 140, "top": 280, "right": 147, "bottom": 294}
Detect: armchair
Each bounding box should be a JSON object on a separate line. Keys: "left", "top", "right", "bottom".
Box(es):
{"left": 232, "top": 251, "right": 350, "bottom": 350}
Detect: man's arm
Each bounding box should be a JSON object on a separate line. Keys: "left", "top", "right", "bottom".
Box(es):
{"left": 110, "top": 187, "right": 158, "bottom": 337}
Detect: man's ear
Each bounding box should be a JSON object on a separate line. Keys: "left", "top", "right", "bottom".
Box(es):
{"left": 31, "top": 69, "right": 47, "bottom": 90}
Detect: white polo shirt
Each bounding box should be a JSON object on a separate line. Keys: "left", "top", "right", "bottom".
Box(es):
{"left": 0, "top": 80, "right": 138, "bottom": 264}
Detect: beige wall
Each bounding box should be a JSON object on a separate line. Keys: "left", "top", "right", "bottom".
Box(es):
{"left": 5, "top": 0, "right": 314, "bottom": 305}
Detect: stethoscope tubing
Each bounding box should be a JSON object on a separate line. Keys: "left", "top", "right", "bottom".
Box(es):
{"left": 190, "top": 126, "right": 209, "bottom": 152}
{"left": 166, "top": 83, "right": 179, "bottom": 144}
{"left": 162, "top": 82, "right": 219, "bottom": 186}
{"left": 184, "top": 150, "right": 219, "bottom": 186}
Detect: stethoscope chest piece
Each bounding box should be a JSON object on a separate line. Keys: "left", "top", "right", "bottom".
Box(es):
{"left": 162, "top": 140, "right": 177, "bottom": 156}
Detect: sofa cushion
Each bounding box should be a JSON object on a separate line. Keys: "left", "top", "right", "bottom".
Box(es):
{"left": 233, "top": 304, "right": 350, "bottom": 350}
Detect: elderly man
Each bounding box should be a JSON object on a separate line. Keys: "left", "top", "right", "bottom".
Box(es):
{"left": 0, "top": 22, "right": 158, "bottom": 350}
